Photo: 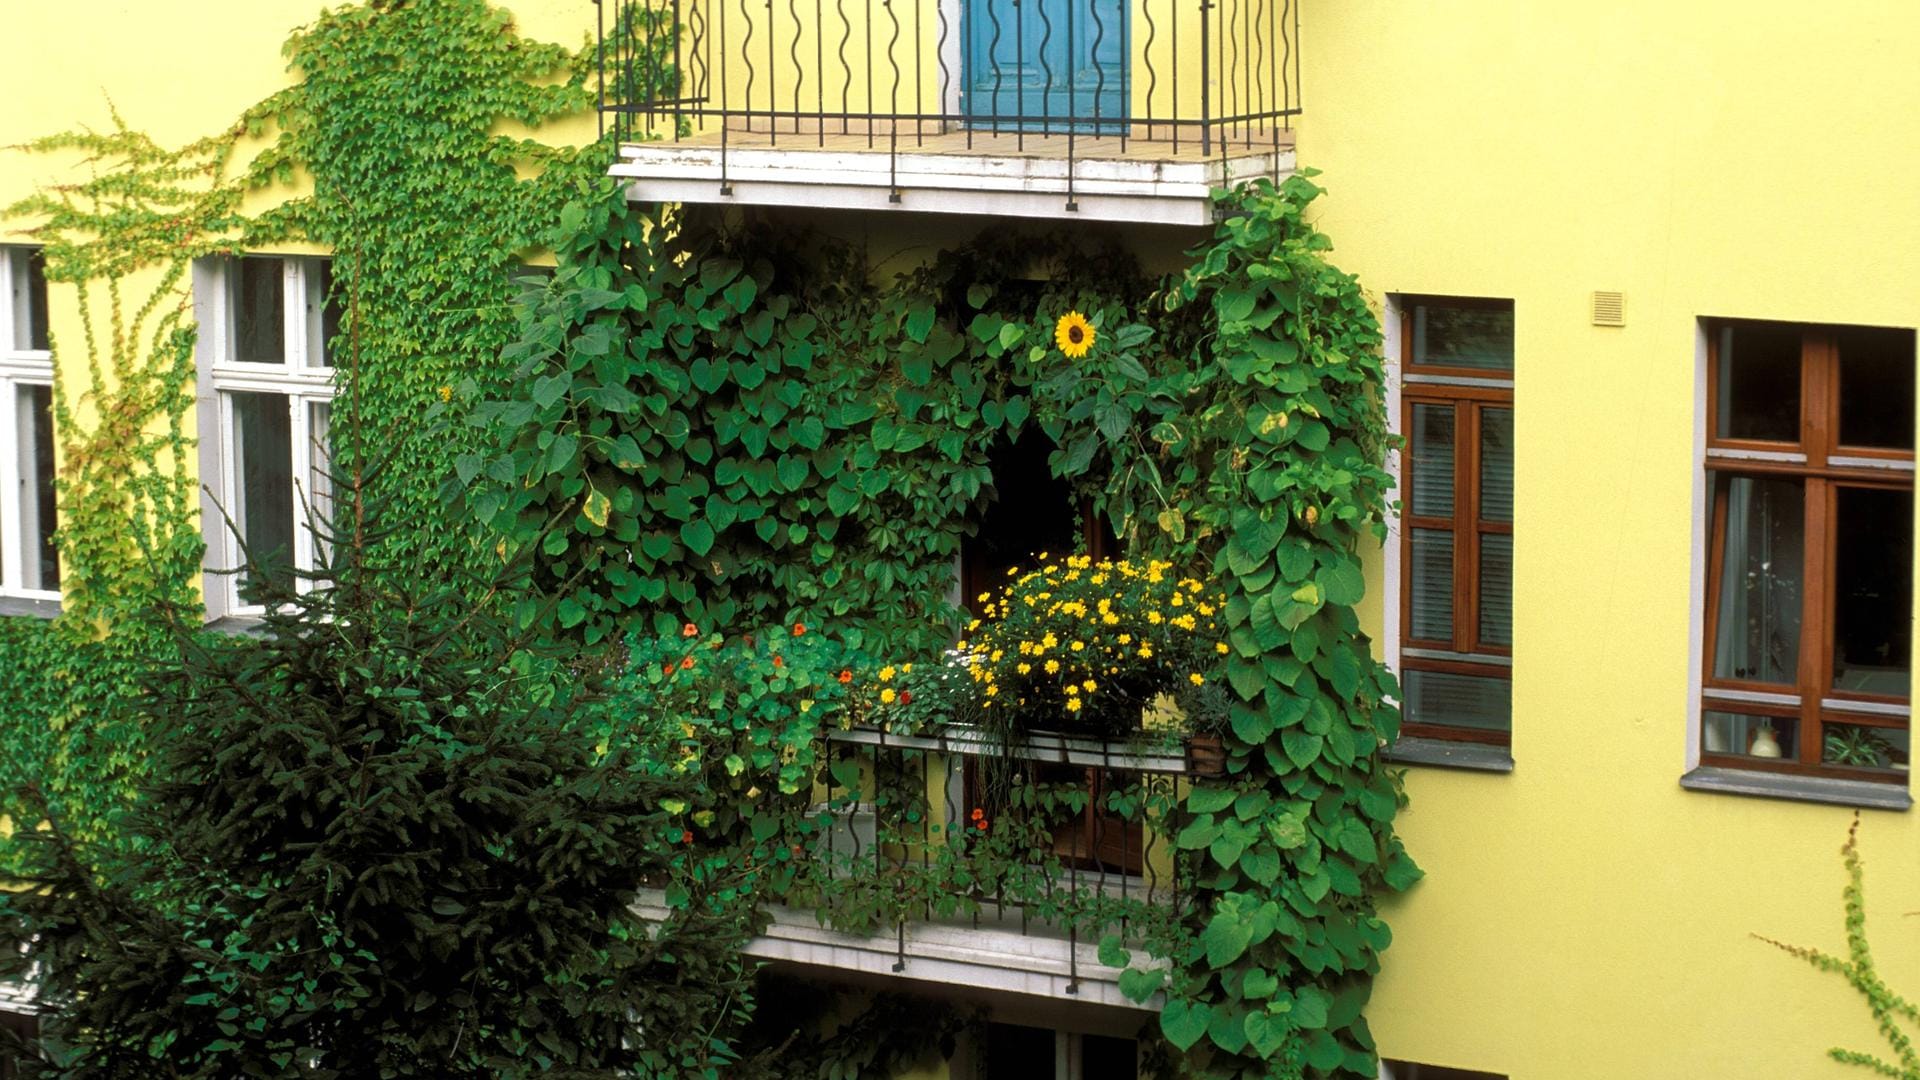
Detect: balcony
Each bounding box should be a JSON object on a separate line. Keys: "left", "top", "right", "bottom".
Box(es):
{"left": 641, "top": 722, "right": 1211, "bottom": 1006}
{"left": 593, "top": 0, "right": 1299, "bottom": 224}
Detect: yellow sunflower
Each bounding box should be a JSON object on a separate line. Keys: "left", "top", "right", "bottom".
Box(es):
{"left": 1054, "top": 311, "right": 1095, "bottom": 358}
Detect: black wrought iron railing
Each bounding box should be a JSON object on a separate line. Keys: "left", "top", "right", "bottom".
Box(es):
{"left": 773, "top": 723, "right": 1198, "bottom": 983}
{"left": 594, "top": 0, "right": 1298, "bottom": 168}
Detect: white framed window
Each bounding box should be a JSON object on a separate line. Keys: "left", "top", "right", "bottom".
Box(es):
{"left": 0, "top": 246, "right": 60, "bottom": 602}
{"left": 195, "top": 255, "right": 338, "bottom": 619}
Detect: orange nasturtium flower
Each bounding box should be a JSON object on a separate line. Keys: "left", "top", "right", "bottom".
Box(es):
{"left": 838, "top": 669, "right": 854, "bottom": 684}
{"left": 1054, "top": 311, "right": 1095, "bottom": 358}
{"left": 792, "top": 621, "right": 807, "bottom": 636}
{"left": 680, "top": 655, "right": 695, "bottom": 670}
{"left": 681, "top": 622, "right": 699, "bottom": 638}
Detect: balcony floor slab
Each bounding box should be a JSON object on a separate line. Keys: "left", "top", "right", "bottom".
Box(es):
{"left": 635, "top": 892, "right": 1164, "bottom": 1011}
{"left": 612, "top": 127, "right": 1295, "bottom": 225}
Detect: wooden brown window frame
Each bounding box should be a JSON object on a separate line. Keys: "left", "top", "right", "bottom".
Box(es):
{"left": 1700, "top": 320, "right": 1914, "bottom": 783}
{"left": 1398, "top": 296, "right": 1514, "bottom": 747}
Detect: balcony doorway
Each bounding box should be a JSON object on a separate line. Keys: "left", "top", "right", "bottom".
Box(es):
{"left": 962, "top": 0, "right": 1129, "bottom": 133}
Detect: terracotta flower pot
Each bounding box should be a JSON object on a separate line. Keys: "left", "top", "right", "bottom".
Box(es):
{"left": 1185, "top": 733, "right": 1227, "bottom": 777}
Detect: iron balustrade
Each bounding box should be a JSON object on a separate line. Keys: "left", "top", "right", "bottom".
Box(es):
{"left": 594, "top": 0, "right": 1298, "bottom": 205}
{"left": 785, "top": 723, "right": 1197, "bottom": 986}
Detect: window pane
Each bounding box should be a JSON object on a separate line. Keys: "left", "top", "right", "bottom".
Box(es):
{"left": 9, "top": 248, "right": 50, "bottom": 353}
{"left": 1404, "top": 669, "right": 1510, "bottom": 732}
{"left": 1082, "top": 1035, "right": 1138, "bottom": 1080}
{"left": 1821, "top": 722, "right": 1910, "bottom": 773}
{"left": 1710, "top": 475, "right": 1804, "bottom": 685}
{"left": 982, "top": 1023, "right": 1056, "bottom": 1080}
{"left": 309, "top": 401, "right": 333, "bottom": 567}
{"left": 1479, "top": 406, "right": 1513, "bottom": 522}
{"left": 1715, "top": 322, "right": 1801, "bottom": 442}
{"left": 1409, "top": 403, "right": 1455, "bottom": 517}
{"left": 1702, "top": 710, "right": 1797, "bottom": 760}
{"left": 1409, "top": 529, "right": 1454, "bottom": 641}
{"left": 1832, "top": 486, "right": 1912, "bottom": 697}
{"left": 308, "top": 259, "right": 342, "bottom": 368}
{"left": 1411, "top": 301, "right": 1513, "bottom": 371}
{"left": 230, "top": 392, "right": 294, "bottom": 596}
{"left": 16, "top": 385, "right": 59, "bottom": 592}
{"left": 1478, "top": 533, "right": 1511, "bottom": 648}
{"left": 1837, "top": 327, "right": 1916, "bottom": 450}
{"left": 232, "top": 258, "right": 285, "bottom": 365}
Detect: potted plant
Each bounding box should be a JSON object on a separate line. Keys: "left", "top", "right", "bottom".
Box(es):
{"left": 952, "top": 554, "right": 1227, "bottom": 754}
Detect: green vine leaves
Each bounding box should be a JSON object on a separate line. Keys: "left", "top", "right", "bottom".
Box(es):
{"left": 465, "top": 175, "right": 1421, "bottom": 1079}
{"left": 459, "top": 200, "right": 1170, "bottom": 651}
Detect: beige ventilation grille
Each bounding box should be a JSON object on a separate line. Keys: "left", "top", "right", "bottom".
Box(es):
{"left": 1591, "top": 291, "right": 1626, "bottom": 327}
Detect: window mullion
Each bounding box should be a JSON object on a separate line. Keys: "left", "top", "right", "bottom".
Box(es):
{"left": 1797, "top": 473, "right": 1834, "bottom": 768}
{"left": 1455, "top": 402, "right": 1479, "bottom": 654}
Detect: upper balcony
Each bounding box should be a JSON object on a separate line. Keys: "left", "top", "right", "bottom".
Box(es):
{"left": 593, "top": 0, "right": 1299, "bottom": 224}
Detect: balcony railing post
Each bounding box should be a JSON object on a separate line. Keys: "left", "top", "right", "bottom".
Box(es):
{"left": 1198, "top": 0, "right": 1211, "bottom": 156}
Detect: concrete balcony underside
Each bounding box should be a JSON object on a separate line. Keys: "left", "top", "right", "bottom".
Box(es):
{"left": 612, "top": 128, "right": 1296, "bottom": 225}
{"left": 636, "top": 893, "right": 1163, "bottom": 1011}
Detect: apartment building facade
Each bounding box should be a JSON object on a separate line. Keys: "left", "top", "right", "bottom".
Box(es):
{"left": 3, "top": 2, "right": 1917, "bottom": 1077}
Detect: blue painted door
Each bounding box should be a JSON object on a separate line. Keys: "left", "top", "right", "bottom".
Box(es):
{"left": 963, "top": 0, "right": 1127, "bottom": 132}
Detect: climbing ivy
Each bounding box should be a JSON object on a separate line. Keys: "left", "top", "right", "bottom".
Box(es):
{"left": 1758, "top": 816, "right": 1920, "bottom": 1079}
{"left": 465, "top": 174, "right": 1419, "bottom": 1078}
{"left": 1, "top": 0, "right": 608, "bottom": 838}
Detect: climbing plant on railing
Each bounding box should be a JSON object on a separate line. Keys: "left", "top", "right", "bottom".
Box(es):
{"left": 465, "top": 173, "right": 1420, "bottom": 1078}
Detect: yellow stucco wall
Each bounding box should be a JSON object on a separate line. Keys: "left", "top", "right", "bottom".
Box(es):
{"left": 1302, "top": 2, "right": 1920, "bottom": 1077}
{"left": 8, "top": 3, "right": 1920, "bottom": 1079}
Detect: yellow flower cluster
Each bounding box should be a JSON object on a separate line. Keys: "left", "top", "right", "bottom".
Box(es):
{"left": 960, "top": 553, "right": 1225, "bottom": 726}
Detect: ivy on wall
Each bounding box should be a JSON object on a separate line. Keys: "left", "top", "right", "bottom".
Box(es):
{"left": 464, "top": 174, "right": 1420, "bottom": 1078}
{"left": 2, "top": 0, "right": 606, "bottom": 838}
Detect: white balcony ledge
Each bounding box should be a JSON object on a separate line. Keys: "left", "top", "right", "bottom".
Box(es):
{"left": 636, "top": 892, "right": 1163, "bottom": 1010}
{"left": 612, "top": 130, "right": 1295, "bottom": 226}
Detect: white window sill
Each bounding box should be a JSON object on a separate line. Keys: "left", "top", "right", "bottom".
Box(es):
{"left": 203, "top": 614, "right": 269, "bottom": 637}
{"left": 1383, "top": 736, "right": 1514, "bottom": 774}
{"left": 1680, "top": 765, "right": 1911, "bottom": 812}
{"left": 0, "top": 596, "right": 59, "bottom": 620}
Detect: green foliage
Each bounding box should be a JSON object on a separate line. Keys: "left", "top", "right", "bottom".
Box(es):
{"left": 460, "top": 196, "right": 1162, "bottom": 649}
{"left": 0, "top": 116, "right": 231, "bottom": 841}
{"left": 0, "top": 0, "right": 605, "bottom": 857}
{"left": 243, "top": 0, "right": 609, "bottom": 585}
{"left": 0, "top": 500, "right": 746, "bottom": 1077}
{"left": 1758, "top": 815, "right": 1920, "bottom": 1079}
{"left": 469, "top": 175, "right": 1418, "bottom": 1078}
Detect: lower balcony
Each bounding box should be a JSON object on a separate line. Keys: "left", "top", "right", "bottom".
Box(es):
{"left": 640, "top": 722, "right": 1208, "bottom": 1005}
{"left": 595, "top": 0, "right": 1300, "bottom": 223}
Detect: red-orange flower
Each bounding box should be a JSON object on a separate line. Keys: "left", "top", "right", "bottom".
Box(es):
{"left": 792, "top": 621, "right": 807, "bottom": 637}
{"left": 899, "top": 690, "right": 913, "bottom": 705}
{"left": 680, "top": 655, "right": 695, "bottom": 670}
{"left": 970, "top": 807, "right": 985, "bottom": 821}
{"left": 837, "top": 669, "right": 853, "bottom": 684}
{"left": 662, "top": 661, "right": 676, "bottom": 676}
{"left": 681, "top": 622, "right": 699, "bottom": 638}
{"left": 681, "top": 830, "right": 694, "bottom": 844}
{"left": 772, "top": 654, "right": 785, "bottom": 668}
